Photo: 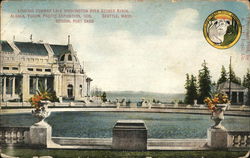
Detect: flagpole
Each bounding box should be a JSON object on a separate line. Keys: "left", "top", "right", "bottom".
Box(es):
{"left": 229, "top": 56, "right": 232, "bottom": 101}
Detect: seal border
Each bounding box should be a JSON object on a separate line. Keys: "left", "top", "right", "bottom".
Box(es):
{"left": 203, "top": 10, "right": 242, "bottom": 49}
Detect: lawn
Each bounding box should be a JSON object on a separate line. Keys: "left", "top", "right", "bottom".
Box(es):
{"left": 1, "top": 148, "right": 247, "bottom": 158}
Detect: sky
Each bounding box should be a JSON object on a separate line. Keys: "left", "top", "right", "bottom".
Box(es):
{"left": 1, "top": 0, "right": 250, "bottom": 93}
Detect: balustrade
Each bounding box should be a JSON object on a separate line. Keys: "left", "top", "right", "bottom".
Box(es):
{"left": 0, "top": 126, "right": 250, "bottom": 149}
{"left": 228, "top": 131, "right": 250, "bottom": 148}
{"left": 0, "top": 127, "right": 30, "bottom": 145}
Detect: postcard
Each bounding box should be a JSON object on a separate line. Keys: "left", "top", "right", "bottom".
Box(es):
{"left": 0, "top": 0, "right": 250, "bottom": 157}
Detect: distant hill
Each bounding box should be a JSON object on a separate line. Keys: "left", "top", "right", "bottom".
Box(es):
{"left": 105, "top": 91, "right": 184, "bottom": 103}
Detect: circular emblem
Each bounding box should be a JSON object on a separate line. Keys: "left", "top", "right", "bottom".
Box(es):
{"left": 203, "top": 10, "right": 242, "bottom": 49}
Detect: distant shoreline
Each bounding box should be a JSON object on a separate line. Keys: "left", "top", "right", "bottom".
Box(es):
{"left": 1, "top": 107, "right": 249, "bottom": 117}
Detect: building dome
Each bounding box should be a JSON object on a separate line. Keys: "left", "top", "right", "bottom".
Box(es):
{"left": 58, "top": 52, "right": 83, "bottom": 73}
{"left": 59, "top": 52, "right": 79, "bottom": 63}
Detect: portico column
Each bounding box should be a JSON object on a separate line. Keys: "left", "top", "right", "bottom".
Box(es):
{"left": 0, "top": 77, "right": 3, "bottom": 101}
{"left": 12, "top": 77, "right": 15, "bottom": 96}
{"left": 53, "top": 74, "right": 59, "bottom": 96}
{"left": 45, "top": 78, "right": 47, "bottom": 90}
{"left": 22, "top": 73, "right": 30, "bottom": 101}
{"left": 3, "top": 77, "right": 6, "bottom": 99}
{"left": 243, "top": 90, "right": 248, "bottom": 105}
{"left": 87, "top": 82, "right": 90, "bottom": 97}
{"left": 230, "top": 91, "right": 232, "bottom": 101}
{"left": 236, "top": 92, "right": 239, "bottom": 104}
{"left": 36, "top": 77, "right": 39, "bottom": 92}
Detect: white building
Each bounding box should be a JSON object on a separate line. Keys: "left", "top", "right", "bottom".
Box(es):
{"left": 0, "top": 39, "right": 92, "bottom": 102}
{"left": 218, "top": 81, "right": 248, "bottom": 105}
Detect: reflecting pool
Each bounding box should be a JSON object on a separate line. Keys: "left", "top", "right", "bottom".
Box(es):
{"left": 1, "top": 112, "right": 249, "bottom": 138}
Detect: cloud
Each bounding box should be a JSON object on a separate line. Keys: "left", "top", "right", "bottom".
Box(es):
{"left": 83, "top": 8, "right": 249, "bottom": 93}
{"left": 1, "top": 12, "right": 32, "bottom": 41}
{"left": 1, "top": 7, "right": 249, "bottom": 93}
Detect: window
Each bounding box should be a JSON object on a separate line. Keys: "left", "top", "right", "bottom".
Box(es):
{"left": 68, "top": 55, "right": 72, "bottom": 61}
{"left": 3, "top": 67, "right": 9, "bottom": 70}
{"left": 60, "top": 55, "right": 65, "bottom": 61}
{"left": 239, "top": 92, "right": 244, "bottom": 103}
{"left": 38, "top": 78, "right": 45, "bottom": 89}
{"left": 36, "top": 68, "right": 42, "bottom": 72}
{"left": 27, "top": 68, "right": 33, "bottom": 71}
{"left": 15, "top": 77, "right": 22, "bottom": 94}
{"left": 80, "top": 85, "right": 83, "bottom": 97}
{"left": 232, "top": 92, "right": 237, "bottom": 103}
{"left": 6, "top": 78, "right": 12, "bottom": 94}
{"left": 45, "top": 69, "right": 51, "bottom": 72}
{"left": 12, "top": 67, "right": 18, "bottom": 70}
{"left": 47, "top": 77, "right": 54, "bottom": 91}
{"left": 67, "top": 84, "right": 73, "bottom": 98}
{"left": 29, "top": 77, "right": 36, "bottom": 94}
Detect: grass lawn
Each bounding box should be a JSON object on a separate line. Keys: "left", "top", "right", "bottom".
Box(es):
{"left": 0, "top": 148, "right": 247, "bottom": 158}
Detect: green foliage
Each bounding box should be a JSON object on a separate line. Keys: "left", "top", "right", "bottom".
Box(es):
{"left": 37, "top": 82, "right": 59, "bottom": 102}
{"left": 178, "top": 100, "right": 184, "bottom": 104}
{"left": 185, "top": 60, "right": 246, "bottom": 104}
{"left": 101, "top": 91, "right": 107, "bottom": 102}
{"left": 152, "top": 99, "right": 156, "bottom": 103}
{"left": 243, "top": 69, "right": 250, "bottom": 105}
{"left": 229, "top": 64, "right": 241, "bottom": 85}
{"left": 243, "top": 69, "right": 250, "bottom": 87}
{"left": 217, "top": 65, "right": 227, "bottom": 86}
{"left": 184, "top": 74, "right": 198, "bottom": 104}
{"left": 221, "top": 24, "right": 237, "bottom": 46}
{"left": 198, "top": 60, "right": 212, "bottom": 104}
{"left": 91, "top": 87, "right": 102, "bottom": 97}
{"left": 1, "top": 148, "right": 246, "bottom": 158}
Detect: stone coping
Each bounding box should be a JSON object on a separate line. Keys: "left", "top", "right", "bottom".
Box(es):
{"left": 0, "top": 107, "right": 250, "bottom": 117}
{"left": 49, "top": 137, "right": 209, "bottom": 151}
{"left": 48, "top": 137, "right": 210, "bottom": 150}
{"left": 48, "top": 137, "right": 250, "bottom": 151}
{"left": 116, "top": 120, "right": 145, "bottom": 123}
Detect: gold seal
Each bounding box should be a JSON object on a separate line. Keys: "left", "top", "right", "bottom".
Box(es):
{"left": 203, "top": 10, "right": 242, "bottom": 49}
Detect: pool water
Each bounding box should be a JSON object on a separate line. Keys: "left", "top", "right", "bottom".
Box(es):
{"left": 1, "top": 112, "right": 249, "bottom": 138}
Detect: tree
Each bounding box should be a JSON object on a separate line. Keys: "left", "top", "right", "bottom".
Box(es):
{"left": 184, "top": 73, "right": 190, "bottom": 104}
{"left": 217, "top": 65, "right": 227, "bottom": 86}
{"left": 91, "top": 87, "right": 102, "bottom": 97}
{"left": 229, "top": 63, "right": 241, "bottom": 85}
{"left": 101, "top": 92, "right": 107, "bottom": 102}
{"left": 243, "top": 69, "right": 250, "bottom": 105}
{"left": 198, "top": 60, "right": 212, "bottom": 104}
{"left": 189, "top": 75, "right": 198, "bottom": 104}
{"left": 184, "top": 74, "right": 198, "bottom": 104}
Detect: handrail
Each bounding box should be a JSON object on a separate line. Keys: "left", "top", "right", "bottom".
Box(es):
{"left": 227, "top": 131, "right": 250, "bottom": 147}
{"left": 0, "top": 126, "right": 30, "bottom": 145}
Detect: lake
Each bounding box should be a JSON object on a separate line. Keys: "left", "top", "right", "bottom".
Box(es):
{"left": 1, "top": 112, "right": 249, "bottom": 138}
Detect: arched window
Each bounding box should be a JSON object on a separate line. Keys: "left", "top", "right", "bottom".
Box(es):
{"left": 60, "top": 55, "right": 65, "bottom": 61}
{"left": 67, "top": 84, "right": 73, "bottom": 98}
{"left": 68, "top": 55, "right": 72, "bottom": 61}
{"left": 79, "top": 85, "right": 83, "bottom": 97}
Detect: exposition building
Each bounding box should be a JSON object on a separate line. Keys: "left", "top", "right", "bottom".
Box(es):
{"left": 0, "top": 39, "right": 92, "bottom": 102}
{"left": 218, "top": 81, "right": 248, "bottom": 105}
